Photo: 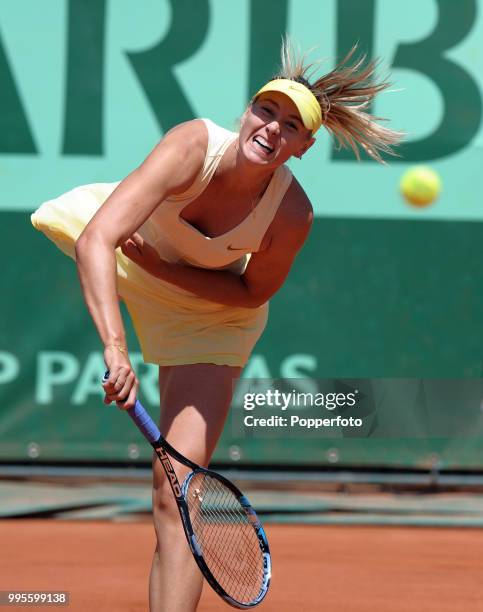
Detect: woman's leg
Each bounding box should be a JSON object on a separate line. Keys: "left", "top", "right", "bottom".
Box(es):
{"left": 149, "top": 363, "right": 241, "bottom": 612}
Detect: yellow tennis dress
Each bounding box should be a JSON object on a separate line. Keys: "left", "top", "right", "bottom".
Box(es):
{"left": 31, "top": 119, "right": 293, "bottom": 367}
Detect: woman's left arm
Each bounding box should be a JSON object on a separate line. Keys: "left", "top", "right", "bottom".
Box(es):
{"left": 121, "top": 184, "right": 313, "bottom": 308}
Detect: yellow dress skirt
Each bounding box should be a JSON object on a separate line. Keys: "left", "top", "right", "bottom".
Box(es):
{"left": 31, "top": 183, "right": 268, "bottom": 367}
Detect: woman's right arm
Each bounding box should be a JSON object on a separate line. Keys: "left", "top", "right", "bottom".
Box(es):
{"left": 75, "top": 120, "right": 207, "bottom": 408}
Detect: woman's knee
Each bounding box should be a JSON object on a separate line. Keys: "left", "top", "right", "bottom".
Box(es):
{"left": 153, "top": 475, "right": 176, "bottom": 509}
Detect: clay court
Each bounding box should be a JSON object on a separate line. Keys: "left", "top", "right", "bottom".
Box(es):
{"left": 1, "top": 520, "right": 482, "bottom": 611}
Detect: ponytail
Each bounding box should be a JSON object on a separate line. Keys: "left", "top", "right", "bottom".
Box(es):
{"left": 276, "top": 38, "right": 404, "bottom": 163}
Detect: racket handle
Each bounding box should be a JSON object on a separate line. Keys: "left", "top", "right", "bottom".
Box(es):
{"left": 102, "top": 371, "right": 161, "bottom": 444}
{"left": 127, "top": 400, "right": 161, "bottom": 444}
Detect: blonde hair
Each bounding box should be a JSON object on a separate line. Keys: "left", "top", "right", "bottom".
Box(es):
{"left": 276, "top": 38, "right": 404, "bottom": 163}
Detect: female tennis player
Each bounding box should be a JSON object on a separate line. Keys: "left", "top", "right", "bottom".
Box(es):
{"left": 32, "top": 41, "right": 401, "bottom": 611}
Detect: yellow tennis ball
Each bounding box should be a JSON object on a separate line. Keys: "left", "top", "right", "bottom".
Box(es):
{"left": 400, "top": 166, "right": 442, "bottom": 207}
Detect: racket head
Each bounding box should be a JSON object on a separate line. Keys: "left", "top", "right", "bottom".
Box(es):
{"left": 181, "top": 468, "right": 271, "bottom": 609}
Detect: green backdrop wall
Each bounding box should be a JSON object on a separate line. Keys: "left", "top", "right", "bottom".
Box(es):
{"left": 1, "top": 0, "right": 482, "bottom": 467}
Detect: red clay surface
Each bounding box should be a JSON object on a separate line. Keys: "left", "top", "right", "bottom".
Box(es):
{"left": 0, "top": 520, "right": 482, "bottom": 611}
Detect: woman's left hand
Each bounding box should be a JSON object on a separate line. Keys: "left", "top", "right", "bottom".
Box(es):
{"left": 121, "top": 233, "right": 161, "bottom": 276}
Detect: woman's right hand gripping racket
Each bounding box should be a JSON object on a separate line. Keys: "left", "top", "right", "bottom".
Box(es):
{"left": 102, "top": 372, "right": 271, "bottom": 609}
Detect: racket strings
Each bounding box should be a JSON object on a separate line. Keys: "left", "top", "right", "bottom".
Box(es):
{"left": 190, "top": 483, "right": 261, "bottom": 589}
{"left": 196, "top": 488, "right": 260, "bottom": 588}
{"left": 189, "top": 485, "right": 263, "bottom": 602}
{"left": 186, "top": 472, "right": 265, "bottom": 604}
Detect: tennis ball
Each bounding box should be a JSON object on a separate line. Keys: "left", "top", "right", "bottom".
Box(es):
{"left": 400, "top": 166, "right": 442, "bottom": 207}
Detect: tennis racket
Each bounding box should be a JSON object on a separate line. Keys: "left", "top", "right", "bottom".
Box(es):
{"left": 102, "top": 372, "right": 271, "bottom": 609}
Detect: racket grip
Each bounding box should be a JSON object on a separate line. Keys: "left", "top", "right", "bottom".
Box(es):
{"left": 102, "top": 371, "right": 160, "bottom": 444}
{"left": 127, "top": 400, "right": 161, "bottom": 445}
